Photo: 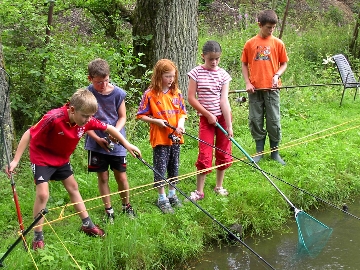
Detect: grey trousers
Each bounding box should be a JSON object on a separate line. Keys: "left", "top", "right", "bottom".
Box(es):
{"left": 248, "top": 90, "right": 282, "bottom": 142}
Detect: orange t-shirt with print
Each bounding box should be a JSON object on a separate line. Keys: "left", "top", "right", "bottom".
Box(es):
{"left": 136, "top": 88, "right": 187, "bottom": 147}
{"left": 241, "top": 34, "right": 289, "bottom": 89}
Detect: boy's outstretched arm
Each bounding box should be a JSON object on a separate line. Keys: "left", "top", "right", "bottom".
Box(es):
{"left": 5, "top": 129, "right": 31, "bottom": 177}
{"left": 105, "top": 125, "right": 141, "bottom": 157}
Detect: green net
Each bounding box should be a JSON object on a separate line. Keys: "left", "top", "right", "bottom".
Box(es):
{"left": 296, "top": 210, "right": 333, "bottom": 257}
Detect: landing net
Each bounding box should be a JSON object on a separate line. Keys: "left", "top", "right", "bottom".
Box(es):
{"left": 296, "top": 210, "right": 333, "bottom": 257}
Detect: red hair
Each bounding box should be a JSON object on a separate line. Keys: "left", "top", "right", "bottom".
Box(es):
{"left": 149, "top": 59, "right": 179, "bottom": 94}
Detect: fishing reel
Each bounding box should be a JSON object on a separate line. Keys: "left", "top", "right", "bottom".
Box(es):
{"left": 236, "top": 96, "right": 247, "bottom": 105}
{"left": 104, "top": 136, "right": 115, "bottom": 151}
{"left": 168, "top": 131, "right": 180, "bottom": 144}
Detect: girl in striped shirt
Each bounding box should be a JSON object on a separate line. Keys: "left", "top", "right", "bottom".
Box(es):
{"left": 187, "top": 40, "right": 233, "bottom": 201}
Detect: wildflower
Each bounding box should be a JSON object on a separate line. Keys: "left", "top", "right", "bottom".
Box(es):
{"left": 322, "top": 56, "right": 334, "bottom": 65}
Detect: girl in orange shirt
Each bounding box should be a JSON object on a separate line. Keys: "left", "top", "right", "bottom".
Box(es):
{"left": 136, "top": 59, "right": 187, "bottom": 214}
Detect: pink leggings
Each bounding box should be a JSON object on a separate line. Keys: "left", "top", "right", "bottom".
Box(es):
{"left": 195, "top": 115, "right": 232, "bottom": 174}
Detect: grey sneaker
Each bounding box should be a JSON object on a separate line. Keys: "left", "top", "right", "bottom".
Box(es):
{"left": 156, "top": 198, "right": 174, "bottom": 214}
{"left": 105, "top": 212, "right": 115, "bottom": 224}
{"left": 123, "top": 204, "right": 136, "bottom": 219}
{"left": 168, "top": 194, "right": 183, "bottom": 208}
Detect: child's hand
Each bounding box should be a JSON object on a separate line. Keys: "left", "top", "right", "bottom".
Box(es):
{"left": 246, "top": 82, "right": 255, "bottom": 93}
{"left": 96, "top": 137, "right": 111, "bottom": 152}
{"left": 154, "top": 119, "right": 167, "bottom": 127}
{"left": 127, "top": 144, "right": 141, "bottom": 158}
{"left": 175, "top": 126, "right": 185, "bottom": 134}
{"left": 4, "top": 161, "right": 18, "bottom": 178}
{"left": 226, "top": 126, "right": 234, "bottom": 138}
{"left": 206, "top": 113, "right": 217, "bottom": 125}
{"left": 272, "top": 75, "right": 279, "bottom": 89}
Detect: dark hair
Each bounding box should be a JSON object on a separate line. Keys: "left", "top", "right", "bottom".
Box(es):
{"left": 202, "top": 40, "right": 222, "bottom": 55}
{"left": 257, "top": 10, "right": 278, "bottom": 25}
{"left": 88, "top": 58, "right": 110, "bottom": 78}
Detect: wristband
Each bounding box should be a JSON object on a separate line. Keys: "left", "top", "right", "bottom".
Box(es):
{"left": 274, "top": 73, "right": 280, "bottom": 77}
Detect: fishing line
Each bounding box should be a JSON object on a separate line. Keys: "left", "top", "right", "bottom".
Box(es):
{"left": 43, "top": 215, "right": 82, "bottom": 270}
{"left": 166, "top": 122, "right": 360, "bottom": 220}
{"left": 281, "top": 118, "right": 360, "bottom": 147}
{"left": 136, "top": 153, "right": 276, "bottom": 270}
{"left": 46, "top": 118, "right": 360, "bottom": 224}
{"left": 0, "top": 209, "right": 48, "bottom": 267}
{"left": 229, "top": 82, "right": 343, "bottom": 93}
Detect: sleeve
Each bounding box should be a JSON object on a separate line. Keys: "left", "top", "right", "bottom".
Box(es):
{"left": 136, "top": 90, "right": 152, "bottom": 119}
{"left": 187, "top": 66, "right": 198, "bottom": 82}
{"left": 278, "top": 41, "right": 289, "bottom": 63}
{"left": 222, "top": 69, "right": 232, "bottom": 85}
{"left": 86, "top": 117, "right": 107, "bottom": 131}
{"left": 30, "top": 113, "right": 53, "bottom": 139}
{"left": 178, "top": 91, "right": 188, "bottom": 118}
{"left": 241, "top": 41, "right": 249, "bottom": 63}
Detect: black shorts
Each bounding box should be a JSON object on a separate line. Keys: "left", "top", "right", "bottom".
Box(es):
{"left": 32, "top": 163, "right": 73, "bottom": 185}
{"left": 87, "top": 151, "right": 127, "bottom": 173}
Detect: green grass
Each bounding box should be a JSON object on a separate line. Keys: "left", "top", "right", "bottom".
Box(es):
{"left": 1, "top": 88, "right": 360, "bottom": 269}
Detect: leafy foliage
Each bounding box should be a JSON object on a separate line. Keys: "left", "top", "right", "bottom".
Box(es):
{"left": 1, "top": 1, "right": 360, "bottom": 269}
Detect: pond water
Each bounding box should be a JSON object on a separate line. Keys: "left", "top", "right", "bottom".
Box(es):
{"left": 187, "top": 198, "right": 360, "bottom": 269}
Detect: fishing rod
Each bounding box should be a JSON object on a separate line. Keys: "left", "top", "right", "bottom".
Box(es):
{"left": 215, "top": 122, "right": 332, "bottom": 257}
{"left": 0, "top": 67, "right": 27, "bottom": 248}
{"left": 0, "top": 208, "right": 49, "bottom": 267}
{"left": 229, "top": 82, "right": 343, "bottom": 93}
{"left": 215, "top": 123, "right": 296, "bottom": 209}
{"left": 253, "top": 166, "right": 360, "bottom": 220}
{"left": 165, "top": 123, "right": 360, "bottom": 220}
{"left": 135, "top": 153, "right": 276, "bottom": 270}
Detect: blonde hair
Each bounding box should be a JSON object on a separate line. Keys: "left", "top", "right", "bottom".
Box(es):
{"left": 149, "top": 59, "right": 179, "bottom": 94}
{"left": 69, "top": 88, "right": 98, "bottom": 114}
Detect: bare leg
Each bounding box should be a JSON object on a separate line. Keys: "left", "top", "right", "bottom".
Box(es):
{"left": 62, "top": 175, "right": 88, "bottom": 219}
{"left": 196, "top": 173, "right": 206, "bottom": 193}
{"left": 33, "top": 182, "right": 49, "bottom": 232}
{"left": 157, "top": 186, "right": 166, "bottom": 196}
{"left": 216, "top": 169, "right": 225, "bottom": 188}
{"left": 97, "top": 171, "right": 112, "bottom": 208}
{"left": 113, "top": 169, "right": 129, "bottom": 205}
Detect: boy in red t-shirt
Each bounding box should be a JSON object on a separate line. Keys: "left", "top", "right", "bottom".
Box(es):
{"left": 5, "top": 88, "right": 141, "bottom": 250}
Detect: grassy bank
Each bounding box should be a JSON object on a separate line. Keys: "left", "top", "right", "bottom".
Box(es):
{"left": 1, "top": 87, "right": 360, "bottom": 269}
{"left": 1, "top": 23, "right": 360, "bottom": 270}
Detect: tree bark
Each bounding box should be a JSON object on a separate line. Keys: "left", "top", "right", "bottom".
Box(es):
{"left": 0, "top": 42, "right": 14, "bottom": 167}
{"left": 132, "top": 0, "right": 198, "bottom": 98}
{"left": 349, "top": 11, "right": 359, "bottom": 58}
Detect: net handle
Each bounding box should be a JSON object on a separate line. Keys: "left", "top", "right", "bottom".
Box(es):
{"left": 216, "top": 122, "right": 298, "bottom": 210}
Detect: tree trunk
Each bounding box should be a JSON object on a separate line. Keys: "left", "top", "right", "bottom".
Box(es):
{"left": 350, "top": 11, "right": 360, "bottom": 58}
{"left": 0, "top": 42, "right": 14, "bottom": 167}
{"left": 132, "top": 0, "right": 198, "bottom": 98}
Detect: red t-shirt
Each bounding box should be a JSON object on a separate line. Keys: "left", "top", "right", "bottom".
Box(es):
{"left": 29, "top": 104, "right": 107, "bottom": 166}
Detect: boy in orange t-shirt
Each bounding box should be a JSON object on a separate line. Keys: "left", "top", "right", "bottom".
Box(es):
{"left": 241, "top": 9, "right": 289, "bottom": 165}
{"left": 136, "top": 59, "right": 187, "bottom": 214}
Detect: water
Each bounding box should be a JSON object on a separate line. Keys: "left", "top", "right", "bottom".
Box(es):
{"left": 187, "top": 199, "right": 360, "bottom": 269}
